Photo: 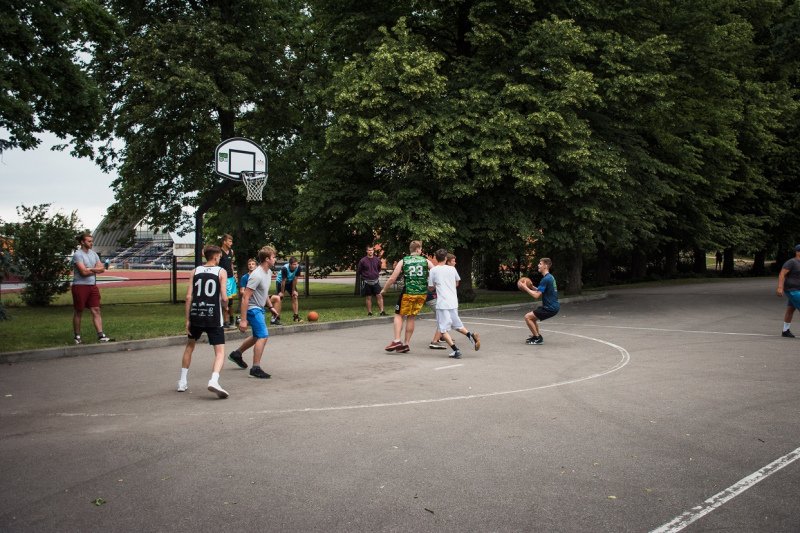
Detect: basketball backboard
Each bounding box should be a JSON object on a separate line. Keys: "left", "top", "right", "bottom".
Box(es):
{"left": 214, "top": 138, "right": 268, "bottom": 181}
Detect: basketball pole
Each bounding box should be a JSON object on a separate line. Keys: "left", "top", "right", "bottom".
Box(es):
{"left": 194, "top": 180, "right": 237, "bottom": 267}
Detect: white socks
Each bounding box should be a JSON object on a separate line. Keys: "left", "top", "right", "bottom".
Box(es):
{"left": 180, "top": 368, "right": 189, "bottom": 381}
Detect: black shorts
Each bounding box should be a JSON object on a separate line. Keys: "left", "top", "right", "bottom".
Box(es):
{"left": 360, "top": 280, "right": 382, "bottom": 297}
{"left": 187, "top": 325, "right": 225, "bottom": 346}
{"left": 533, "top": 308, "right": 559, "bottom": 321}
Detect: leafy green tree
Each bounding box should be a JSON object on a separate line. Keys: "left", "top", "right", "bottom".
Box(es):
{"left": 92, "top": 0, "right": 312, "bottom": 272}
{"left": 1, "top": 205, "right": 83, "bottom": 307}
{"left": 1, "top": 0, "right": 115, "bottom": 154}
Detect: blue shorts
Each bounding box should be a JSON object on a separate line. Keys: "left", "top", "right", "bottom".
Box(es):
{"left": 246, "top": 308, "right": 269, "bottom": 339}
{"left": 786, "top": 291, "right": 800, "bottom": 309}
{"left": 226, "top": 277, "right": 237, "bottom": 298}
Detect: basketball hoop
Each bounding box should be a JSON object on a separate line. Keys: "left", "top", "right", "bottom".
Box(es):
{"left": 241, "top": 171, "right": 268, "bottom": 201}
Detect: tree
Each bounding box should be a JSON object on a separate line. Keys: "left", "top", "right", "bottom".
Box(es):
{"left": 92, "top": 0, "right": 312, "bottom": 273}
{"left": 0, "top": 0, "right": 115, "bottom": 154}
{"left": 1, "top": 205, "right": 83, "bottom": 307}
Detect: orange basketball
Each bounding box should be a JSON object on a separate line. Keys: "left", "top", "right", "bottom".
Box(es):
{"left": 307, "top": 311, "right": 319, "bottom": 322}
{"left": 518, "top": 277, "right": 534, "bottom": 290}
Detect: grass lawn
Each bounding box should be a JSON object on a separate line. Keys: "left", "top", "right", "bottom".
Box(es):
{"left": 0, "top": 282, "right": 534, "bottom": 352}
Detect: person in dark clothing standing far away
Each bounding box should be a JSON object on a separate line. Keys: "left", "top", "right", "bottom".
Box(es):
{"left": 177, "top": 245, "right": 229, "bottom": 398}
{"left": 357, "top": 245, "right": 386, "bottom": 317}
{"left": 517, "top": 258, "right": 559, "bottom": 345}
{"left": 777, "top": 244, "right": 800, "bottom": 338}
{"left": 218, "top": 234, "right": 237, "bottom": 327}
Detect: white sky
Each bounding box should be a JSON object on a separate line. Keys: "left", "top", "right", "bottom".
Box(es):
{"left": 0, "top": 132, "right": 117, "bottom": 232}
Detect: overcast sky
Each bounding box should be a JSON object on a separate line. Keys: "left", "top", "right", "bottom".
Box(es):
{"left": 0, "top": 132, "right": 117, "bottom": 232}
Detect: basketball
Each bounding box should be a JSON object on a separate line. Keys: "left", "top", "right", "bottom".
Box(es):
{"left": 518, "top": 277, "right": 533, "bottom": 290}
{"left": 307, "top": 311, "right": 319, "bottom": 322}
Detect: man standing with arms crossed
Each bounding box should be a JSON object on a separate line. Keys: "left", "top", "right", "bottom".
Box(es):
{"left": 218, "top": 234, "right": 237, "bottom": 328}
{"left": 381, "top": 240, "right": 434, "bottom": 353}
{"left": 357, "top": 245, "right": 386, "bottom": 317}
{"left": 776, "top": 244, "right": 800, "bottom": 338}
{"left": 228, "top": 246, "right": 279, "bottom": 378}
{"left": 72, "top": 232, "right": 112, "bottom": 344}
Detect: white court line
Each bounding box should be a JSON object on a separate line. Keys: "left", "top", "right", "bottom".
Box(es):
{"left": 650, "top": 446, "right": 800, "bottom": 533}
{"left": 434, "top": 364, "right": 464, "bottom": 370}
{"left": 454, "top": 317, "right": 773, "bottom": 337}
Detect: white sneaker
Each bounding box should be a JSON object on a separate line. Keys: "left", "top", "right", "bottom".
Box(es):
{"left": 177, "top": 380, "right": 188, "bottom": 392}
{"left": 207, "top": 380, "right": 229, "bottom": 398}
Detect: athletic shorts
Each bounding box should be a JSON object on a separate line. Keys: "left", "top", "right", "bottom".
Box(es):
{"left": 395, "top": 294, "right": 427, "bottom": 316}
{"left": 360, "top": 280, "right": 381, "bottom": 297}
{"left": 72, "top": 284, "right": 100, "bottom": 311}
{"left": 533, "top": 307, "right": 559, "bottom": 321}
{"left": 226, "top": 277, "right": 237, "bottom": 298}
{"left": 786, "top": 290, "right": 800, "bottom": 309}
{"left": 187, "top": 325, "right": 225, "bottom": 346}
{"left": 436, "top": 308, "right": 463, "bottom": 333}
{"left": 246, "top": 308, "right": 269, "bottom": 339}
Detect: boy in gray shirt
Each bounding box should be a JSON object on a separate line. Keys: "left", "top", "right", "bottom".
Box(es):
{"left": 72, "top": 233, "right": 112, "bottom": 344}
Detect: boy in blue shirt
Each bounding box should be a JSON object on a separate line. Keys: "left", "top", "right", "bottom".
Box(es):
{"left": 517, "top": 258, "right": 559, "bottom": 345}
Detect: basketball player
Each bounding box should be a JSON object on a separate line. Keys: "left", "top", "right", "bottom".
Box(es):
{"left": 177, "top": 245, "right": 229, "bottom": 398}
{"left": 428, "top": 250, "right": 480, "bottom": 358}
{"left": 517, "top": 258, "right": 559, "bottom": 345}
{"left": 71, "top": 232, "right": 112, "bottom": 344}
{"left": 228, "top": 246, "right": 279, "bottom": 378}
{"left": 273, "top": 256, "right": 302, "bottom": 324}
{"left": 380, "top": 240, "right": 434, "bottom": 353}
{"left": 218, "top": 234, "right": 237, "bottom": 327}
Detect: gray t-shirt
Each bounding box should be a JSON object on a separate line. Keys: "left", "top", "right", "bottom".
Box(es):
{"left": 782, "top": 257, "right": 800, "bottom": 292}
{"left": 72, "top": 249, "right": 101, "bottom": 285}
{"left": 245, "top": 265, "right": 273, "bottom": 310}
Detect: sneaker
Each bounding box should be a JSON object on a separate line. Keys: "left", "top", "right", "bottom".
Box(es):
{"left": 469, "top": 332, "right": 481, "bottom": 351}
{"left": 379, "top": 311, "right": 387, "bottom": 316}
{"left": 207, "top": 380, "right": 229, "bottom": 398}
{"left": 396, "top": 344, "right": 410, "bottom": 353}
{"left": 293, "top": 315, "right": 302, "bottom": 323}
{"left": 98, "top": 334, "right": 113, "bottom": 342}
{"left": 385, "top": 341, "right": 403, "bottom": 352}
{"left": 368, "top": 312, "right": 373, "bottom": 317}
{"left": 448, "top": 349, "right": 462, "bottom": 359}
{"left": 249, "top": 367, "right": 271, "bottom": 379}
{"left": 531, "top": 335, "right": 543, "bottom": 345}
{"left": 429, "top": 342, "right": 447, "bottom": 350}
{"left": 222, "top": 321, "right": 231, "bottom": 328}
{"left": 782, "top": 329, "right": 795, "bottom": 338}
{"left": 74, "top": 335, "right": 82, "bottom": 345}
{"left": 271, "top": 318, "right": 284, "bottom": 326}
{"left": 228, "top": 350, "right": 248, "bottom": 369}
{"left": 177, "top": 380, "right": 187, "bottom": 392}
{"left": 526, "top": 336, "right": 541, "bottom": 345}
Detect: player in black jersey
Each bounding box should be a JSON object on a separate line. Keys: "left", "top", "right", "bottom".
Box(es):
{"left": 177, "top": 245, "right": 230, "bottom": 398}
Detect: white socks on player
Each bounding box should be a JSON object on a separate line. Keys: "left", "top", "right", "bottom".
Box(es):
{"left": 784, "top": 322, "right": 791, "bottom": 332}
{"left": 211, "top": 372, "right": 220, "bottom": 383}
{"left": 180, "top": 368, "right": 189, "bottom": 381}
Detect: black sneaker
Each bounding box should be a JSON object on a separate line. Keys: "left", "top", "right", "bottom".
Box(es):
{"left": 228, "top": 350, "right": 248, "bottom": 369}
{"left": 368, "top": 312, "right": 373, "bottom": 317}
{"left": 379, "top": 311, "right": 387, "bottom": 316}
{"left": 249, "top": 367, "right": 271, "bottom": 379}
{"left": 526, "top": 336, "right": 543, "bottom": 345}
{"left": 98, "top": 334, "right": 113, "bottom": 342}
{"left": 783, "top": 329, "right": 796, "bottom": 338}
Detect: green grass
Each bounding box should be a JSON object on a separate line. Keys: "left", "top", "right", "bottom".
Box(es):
{"left": 0, "top": 282, "right": 535, "bottom": 352}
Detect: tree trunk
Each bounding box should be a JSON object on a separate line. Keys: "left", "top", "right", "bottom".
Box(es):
{"left": 752, "top": 250, "right": 766, "bottom": 276}
{"left": 722, "top": 248, "right": 734, "bottom": 276}
{"left": 454, "top": 246, "right": 475, "bottom": 302}
{"left": 596, "top": 242, "right": 611, "bottom": 285}
{"left": 631, "top": 249, "right": 647, "bottom": 280}
{"left": 693, "top": 247, "right": 706, "bottom": 273}
{"left": 664, "top": 242, "right": 679, "bottom": 276}
{"left": 563, "top": 244, "right": 583, "bottom": 296}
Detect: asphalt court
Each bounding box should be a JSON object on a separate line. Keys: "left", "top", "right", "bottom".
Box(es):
{"left": 1, "top": 278, "right": 798, "bottom": 532}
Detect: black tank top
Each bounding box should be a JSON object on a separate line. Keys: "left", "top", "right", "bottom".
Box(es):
{"left": 190, "top": 266, "right": 224, "bottom": 327}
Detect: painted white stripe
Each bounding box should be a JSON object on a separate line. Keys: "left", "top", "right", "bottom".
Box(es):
{"left": 434, "top": 364, "right": 464, "bottom": 370}
{"left": 649, "top": 446, "right": 800, "bottom": 533}
{"left": 50, "top": 330, "right": 630, "bottom": 418}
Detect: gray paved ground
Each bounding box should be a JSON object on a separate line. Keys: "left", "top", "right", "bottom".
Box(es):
{"left": 1, "top": 279, "right": 798, "bottom": 532}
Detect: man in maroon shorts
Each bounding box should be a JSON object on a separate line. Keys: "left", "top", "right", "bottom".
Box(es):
{"left": 72, "top": 232, "right": 112, "bottom": 344}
